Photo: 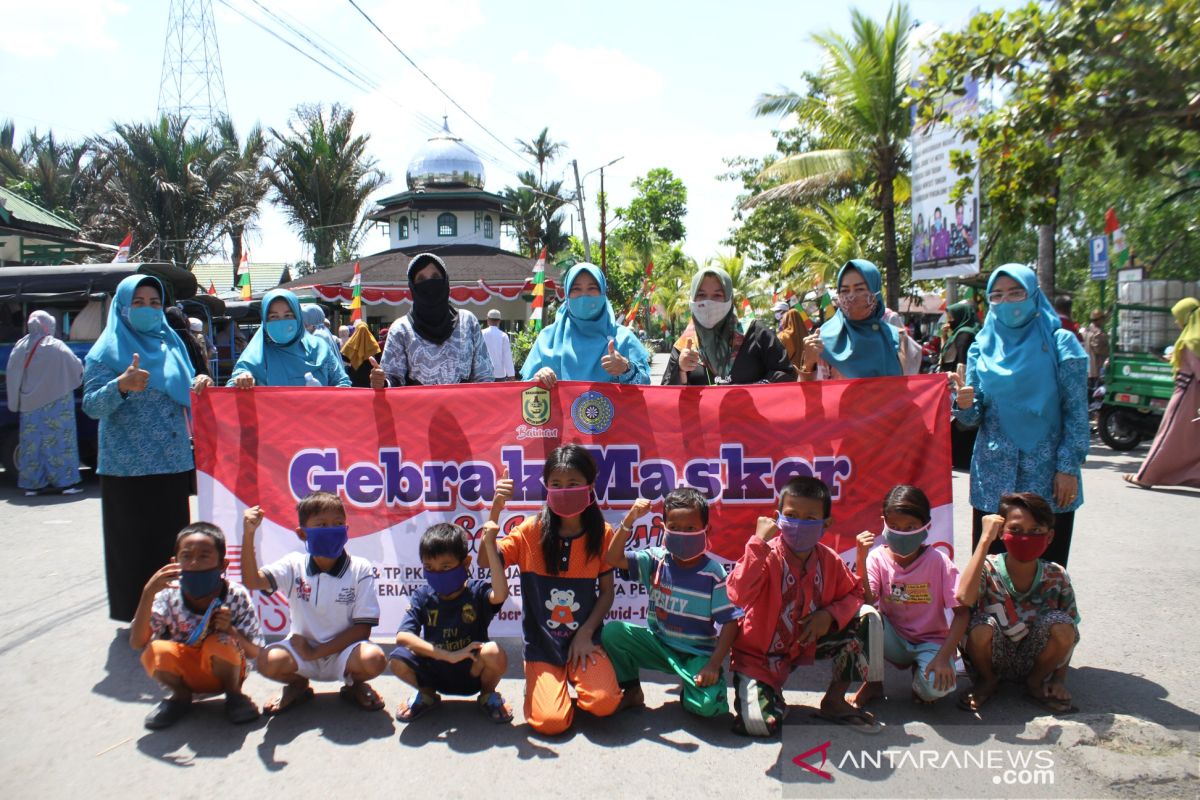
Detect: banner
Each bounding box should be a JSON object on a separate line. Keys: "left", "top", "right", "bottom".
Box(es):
{"left": 195, "top": 376, "right": 952, "bottom": 637}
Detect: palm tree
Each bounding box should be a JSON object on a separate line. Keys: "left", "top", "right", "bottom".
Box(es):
{"left": 752, "top": 2, "right": 912, "bottom": 309}
{"left": 501, "top": 169, "right": 570, "bottom": 259}
{"left": 780, "top": 197, "right": 879, "bottom": 291}
{"left": 269, "top": 104, "right": 385, "bottom": 267}
{"left": 517, "top": 127, "right": 566, "bottom": 186}
{"left": 706, "top": 252, "right": 758, "bottom": 308}
{"left": 81, "top": 116, "right": 256, "bottom": 270}
{"left": 0, "top": 121, "right": 87, "bottom": 221}
{"left": 214, "top": 117, "right": 272, "bottom": 287}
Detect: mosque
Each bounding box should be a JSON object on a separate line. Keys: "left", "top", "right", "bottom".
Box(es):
{"left": 282, "top": 119, "right": 558, "bottom": 327}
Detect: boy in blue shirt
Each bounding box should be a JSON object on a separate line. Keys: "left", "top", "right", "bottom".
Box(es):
{"left": 390, "top": 521, "right": 513, "bottom": 723}
{"left": 601, "top": 487, "right": 744, "bottom": 717}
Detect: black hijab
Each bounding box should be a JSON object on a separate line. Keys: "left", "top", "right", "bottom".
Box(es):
{"left": 165, "top": 306, "right": 209, "bottom": 376}
{"left": 407, "top": 253, "right": 456, "bottom": 345}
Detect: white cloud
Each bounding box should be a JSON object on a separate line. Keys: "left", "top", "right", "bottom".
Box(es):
{"left": 355, "top": 0, "right": 484, "bottom": 49}
{"left": 541, "top": 44, "right": 665, "bottom": 103}
{"left": 0, "top": 0, "right": 128, "bottom": 58}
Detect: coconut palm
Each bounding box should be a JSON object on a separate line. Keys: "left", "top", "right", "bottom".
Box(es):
{"left": 269, "top": 104, "right": 385, "bottom": 267}
{"left": 0, "top": 121, "right": 87, "bottom": 221}
{"left": 780, "top": 197, "right": 880, "bottom": 291}
{"left": 214, "top": 117, "right": 272, "bottom": 286}
{"left": 81, "top": 115, "right": 256, "bottom": 270}
{"left": 517, "top": 127, "right": 566, "bottom": 186}
{"left": 501, "top": 169, "right": 570, "bottom": 258}
{"left": 752, "top": 2, "right": 912, "bottom": 308}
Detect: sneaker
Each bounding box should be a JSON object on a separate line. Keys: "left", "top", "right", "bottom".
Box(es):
{"left": 61, "top": 486, "right": 84, "bottom": 495}
{"left": 144, "top": 698, "right": 192, "bottom": 730}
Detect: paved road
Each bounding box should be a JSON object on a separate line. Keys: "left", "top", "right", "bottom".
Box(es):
{"left": 2, "top": 431, "right": 1197, "bottom": 798}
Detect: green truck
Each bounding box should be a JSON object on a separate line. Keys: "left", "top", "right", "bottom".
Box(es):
{"left": 1097, "top": 302, "right": 1177, "bottom": 451}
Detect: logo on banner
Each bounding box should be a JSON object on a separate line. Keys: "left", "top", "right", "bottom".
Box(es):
{"left": 522, "top": 386, "right": 551, "bottom": 426}
{"left": 571, "top": 390, "right": 615, "bottom": 435}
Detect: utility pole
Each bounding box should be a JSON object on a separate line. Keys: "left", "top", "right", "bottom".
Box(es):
{"left": 599, "top": 166, "right": 608, "bottom": 277}
{"left": 571, "top": 159, "right": 591, "bottom": 263}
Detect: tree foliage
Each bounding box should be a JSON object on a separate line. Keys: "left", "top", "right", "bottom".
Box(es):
{"left": 616, "top": 167, "right": 688, "bottom": 257}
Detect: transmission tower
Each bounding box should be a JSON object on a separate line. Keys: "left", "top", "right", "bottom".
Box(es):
{"left": 157, "top": 0, "right": 229, "bottom": 126}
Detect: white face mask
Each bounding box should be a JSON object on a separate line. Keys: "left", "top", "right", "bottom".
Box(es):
{"left": 691, "top": 299, "right": 732, "bottom": 329}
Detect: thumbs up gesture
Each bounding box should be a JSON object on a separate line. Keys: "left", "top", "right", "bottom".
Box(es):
{"left": 600, "top": 337, "right": 629, "bottom": 377}
{"left": 949, "top": 363, "right": 974, "bottom": 409}
{"left": 368, "top": 356, "right": 387, "bottom": 389}
{"left": 490, "top": 466, "right": 514, "bottom": 523}
{"left": 118, "top": 353, "right": 150, "bottom": 393}
{"left": 679, "top": 336, "right": 701, "bottom": 373}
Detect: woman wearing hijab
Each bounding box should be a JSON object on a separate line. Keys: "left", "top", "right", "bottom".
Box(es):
{"left": 1124, "top": 298, "right": 1200, "bottom": 490}
{"left": 165, "top": 307, "right": 209, "bottom": 377}
{"left": 938, "top": 301, "right": 980, "bottom": 374}
{"left": 664, "top": 266, "right": 794, "bottom": 385}
{"left": 799, "top": 260, "right": 919, "bottom": 380}
{"left": 949, "top": 264, "right": 1089, "bottom": 567}
{"left": 83, "top": 275, "right": 211, "bottom": 621}
{"left": 228, "top": 289, "right": 350, "bottom": 387}
{"left": 370, "top": 253, "right": 493, "bottom": 387}
{"left": 523, "top": 262, "right": 650, "bottom": 387}
{"left": 773, "top": 300, "right": 809, "bottom": 378}
{"left": 342, "top": 320, "right": 382, "bottom": 388}
{"left": 5, "top": 311, "right": 85, "bottom": 496}
{"left": 301, "top": 303, "right": 341, "bottom": 353}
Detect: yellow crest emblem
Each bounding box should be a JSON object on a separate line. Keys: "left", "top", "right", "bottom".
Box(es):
{"left": 522, "top": 386, "right": 551, "bottom": 426}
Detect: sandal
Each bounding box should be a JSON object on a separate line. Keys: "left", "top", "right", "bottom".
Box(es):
{"left": 340, "top": 681, "right": 385, "bottom": 712}
{"left": 263, "top": 683, "right": 314, "bottom": 716}
{"left": 396, "top": 690, "right": 440, "bottom": 723}
{"left": 144, "top": 697, "right": 192, "bottom": 730}
{"left": 1025, "top": 687, "right": 1078, "bottom": 715}
{"left": 478, "top": 691, "right": 514, "bottom": 723}
{"left": 810, "top": 709, "right": 882, "bottom": 735}
{"left": 225, "top": 692, "right": 261, "bottom": 724}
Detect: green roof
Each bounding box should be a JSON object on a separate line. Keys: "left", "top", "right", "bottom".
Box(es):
{"left": 0, "top": 185, "right": 80, "bottom": 234}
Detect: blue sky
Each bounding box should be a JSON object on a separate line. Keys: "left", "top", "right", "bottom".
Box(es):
{"left": 2, "top": 0, "right": 1016, "bottom": 267}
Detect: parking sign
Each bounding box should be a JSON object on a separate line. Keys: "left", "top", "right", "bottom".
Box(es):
{"left": 1089, "top": 235, "right": 1109, "bottom": 280}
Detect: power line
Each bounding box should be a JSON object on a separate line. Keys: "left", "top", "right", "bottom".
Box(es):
{"left": 344, "top": 0, "right": 535, "bottom": 171}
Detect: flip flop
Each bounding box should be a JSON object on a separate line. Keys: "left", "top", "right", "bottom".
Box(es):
{"left": 264, "top": 684, "right": 314, "bottom": 716}
{"left": 1123, "top": 474, "right": 1151, "bottom": 489}
{"left": 396, "top": 691, "right": 440, "bottom": 723}
{"left": 1025, "top": 688, "right": 1078, "bottom": 715}
{"left": 810, "top": 709, "right": 882, "bottom": 735}
{"left": 340, "top": 682, "right": 385, "bottom": 712}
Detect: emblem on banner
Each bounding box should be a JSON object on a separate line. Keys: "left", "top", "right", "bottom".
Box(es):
{"left": 570, "top": 390, "right": 615, "bottom": 435}
{"left": 522, "top": 386, "right": 551, "bottom": 426}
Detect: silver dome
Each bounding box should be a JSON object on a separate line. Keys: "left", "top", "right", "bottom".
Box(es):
{"left": 405, "top": 118, "right": 486, "bottom": 191}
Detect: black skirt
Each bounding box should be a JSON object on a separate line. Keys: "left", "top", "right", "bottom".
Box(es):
{"left": 100, "top": 471, "right": 192, "bottom": 622}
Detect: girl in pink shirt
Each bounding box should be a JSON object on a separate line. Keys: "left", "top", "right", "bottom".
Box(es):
{"left": 852, "top": 485, "right": 969, "bottom": 705}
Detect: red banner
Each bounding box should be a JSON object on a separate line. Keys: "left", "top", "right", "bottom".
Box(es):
{"left": 195, "top": 376, "right": 951, "bottom": 635}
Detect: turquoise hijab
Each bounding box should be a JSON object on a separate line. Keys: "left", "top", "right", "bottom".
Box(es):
{"left": 974, "top": 264, "right": 1086, "bottom": 453}
{"left": 85, "top": 275, "right": 195, "bottom": 407}
{"left": 233, "top": 289, "right": 334, "bottom": 386}
{"left": 521, "top": 263, "right": 649, "bottom": 382}
{"left": 818, "top": 260, "right": 901, "bottom": 378}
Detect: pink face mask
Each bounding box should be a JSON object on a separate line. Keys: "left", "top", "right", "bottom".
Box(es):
{"left": 545, "top": 484, "right": 594, "bottom": 519}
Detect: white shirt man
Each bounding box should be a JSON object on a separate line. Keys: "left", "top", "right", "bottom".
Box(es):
{"left": 481, "top": 309, "right": 515, "bottom": 380}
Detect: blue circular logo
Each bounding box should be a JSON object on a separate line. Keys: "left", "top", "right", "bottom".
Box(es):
{"left": 570, "top": 390, "right": 615, "bottom": 435}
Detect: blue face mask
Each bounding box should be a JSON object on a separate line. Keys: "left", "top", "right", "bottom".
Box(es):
{"left": 567, "top": 294, "right": 606, "bottom": 321}
{"left": 128, "top": 306, "right": 163, "bottom": 333}
{"left": 883, "top": 523, "right": 930, "bottom": 557}
{"left": 424, "top": 564, "right": 468, "bottom": 596}
{"left": 777, "top": 515, "right": 826, "bottom": 553}
{"left": 993, "top": 297, "right": 1037, "bottom": 328}
{"left": 664, "top": 527, "right": 708, "bottom": 561}
{"left": 265, "top": 318, "right": 300, "bottom": 344}
{"left": 303, "top": 525, "right": 348, "bottom": 559}
{"left": 180, "top": 566, "right": 223, "bottom": 598}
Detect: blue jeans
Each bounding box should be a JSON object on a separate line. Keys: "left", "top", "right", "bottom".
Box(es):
{"left": 882, "top": 616, "right": 955, "bottom": 701}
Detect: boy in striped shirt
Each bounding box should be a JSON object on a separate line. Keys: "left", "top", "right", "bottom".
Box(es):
{"left": 601, "top": 488, "right": 743, "bottom": 717}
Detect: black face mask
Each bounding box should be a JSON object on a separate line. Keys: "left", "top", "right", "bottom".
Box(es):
{"left": 409, "top": 270, "right": 456, "bottom": 344}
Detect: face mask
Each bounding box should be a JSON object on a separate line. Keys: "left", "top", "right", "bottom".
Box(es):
{"left": 777, "top": 515, "right": 825, "bottom": 553}
{"left": 1002, "top": 532, "right": 1049, "bottom": 562}
{"left": 424, "top": 564, "right": 468, "bottom": 596}
{"left": 839, "top": 291, "right": 877, "bottom": 319}
{"left": 128, "top": 306, "right": 163, "bottom": 333}
{"left": 567, "top": 294, "right": 606, "bottom": 321}
{"left": 664, "top": 527, "right": 707, "bottom": 561}
{"left": 303, "top": 525, "right": 349, "bottom": 559}
{"left": 690, "top": 299, "right": 732, "bottom": 329}
{"left": 180, "top": 566, "right": 222, "bottom": 598}
{"left": 774, "top": 311, "right": 785, "bottom": 323}
{"left": 265, "top": 319, "right": 300, "bottom": 344}
{"left": 413, "top": 277, "right": 448, "bottom": 302}
{"left": 545, "top": 484, "right": 593, "bottom": 519}
{"left": 993, "top": 297, "right": 1037, "bottom": 328}
{"left": 883, "top": 523, "right": 930, "bottom": 557}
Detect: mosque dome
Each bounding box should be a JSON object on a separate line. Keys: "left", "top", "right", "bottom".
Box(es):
{"left": 405, "top": 118, "right": 486, "bottom": 191}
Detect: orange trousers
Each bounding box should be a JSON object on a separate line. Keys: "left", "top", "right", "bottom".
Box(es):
{"left": 141, "top": 636, "right": 246, "bottom": 694}
{"left": 523, "top": 650, "right": 621, "bottom": 735}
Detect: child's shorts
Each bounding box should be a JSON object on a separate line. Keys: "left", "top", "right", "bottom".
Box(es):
{"left": 390, "top": 645, "right": 482, "bottom": 696}
{"left": 142, "top": 635, "right": 246, "bottom": 694}
{"left": 966, "top": 609, "right": 1078, "bottom": 682}
{"left": 269, "top": 639, "right": 361, "bottom": 684}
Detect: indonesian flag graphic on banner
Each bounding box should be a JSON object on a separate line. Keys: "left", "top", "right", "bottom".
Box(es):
{"left": 111, "top": 232, "right": 132, "bottom": 264}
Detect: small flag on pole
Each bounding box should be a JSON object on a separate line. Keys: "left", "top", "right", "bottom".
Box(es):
{"left": 207, "top": 281, "right": 217, "bottom": 296}
{"left": 112, "top": 232, "right": 132, "bottom": 264}
{"left": 623, "top": 261, "right": 655, "bottom": 326}
{"left": 349, "top": 261, "right": 362, "bottom": 323}
{"left": 1106, "top": 208, "right": 1129, "bottom": 270}
{"left": 237, "top": 250, "right": 252, "bottom": 300}
{"left": 529, "top": 248, "right": 546, "bottom": 332}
